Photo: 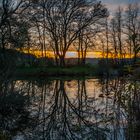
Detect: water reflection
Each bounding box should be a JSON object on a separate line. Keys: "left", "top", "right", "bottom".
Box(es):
{"left": 0, "top": 78, "right": 140, "bottom": 140}
{"left": 0, "top": 79, "right": 30, "bottom": 139}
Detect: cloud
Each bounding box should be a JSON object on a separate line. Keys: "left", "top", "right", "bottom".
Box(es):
{"left": 101, "top": 0, "right": 140, "bottom": 14}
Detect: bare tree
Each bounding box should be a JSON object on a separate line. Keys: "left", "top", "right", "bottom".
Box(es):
{"left": 0, "top": 0, "right": 30, "bottom": 51}
{"left": 115, "top": 7, "right": 123, "bottom": 60}
{"left": 105, "top": 17, "right": 109, "bottom": 62}
{"left": 110, "top": 18, "right": 118, "bottom": 58}
{"left": 124, "top": 4, "right": 140, "bottom": 63}
{"left": 33, "top": 0, "right": 108, "bottom": 66}
{"left": 0, "top": 0, "right": 31, "bottom": 76}
{"left": 75, "top": 27, "right": 96, "bottom": 65}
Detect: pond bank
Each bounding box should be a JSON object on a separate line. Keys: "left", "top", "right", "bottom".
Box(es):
{"left": 14, "top": 65, "right": 124, "bottom": 78}
{"left": 15, "top": 66, "right": 97, "bottom": 77}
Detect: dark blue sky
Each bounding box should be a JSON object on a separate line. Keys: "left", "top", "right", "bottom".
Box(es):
{"left": 102, "top": 0, "right": 139, "bottom": 4}
{"left": 101, "top": 0, "right": 140, "bottom": 11}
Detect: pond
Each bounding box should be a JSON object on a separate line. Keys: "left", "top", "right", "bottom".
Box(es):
{"left": 0, "top": 77, "right": 140, "bottom": 140}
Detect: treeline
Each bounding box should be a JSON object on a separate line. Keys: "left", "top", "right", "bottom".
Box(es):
{"left": 0, "top": 0, "right": 140, "bottom": 67}
{"left": 97, "top": 4, "right": 140, "bottom": 64}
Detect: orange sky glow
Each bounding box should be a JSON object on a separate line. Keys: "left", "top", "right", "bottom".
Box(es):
{"left": 22, "top": 50, "right": 133, "bottom": 59}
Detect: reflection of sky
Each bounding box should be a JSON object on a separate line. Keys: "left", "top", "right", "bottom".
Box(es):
{"left": 101, "top": 0, "right": 140, "bottom": 13}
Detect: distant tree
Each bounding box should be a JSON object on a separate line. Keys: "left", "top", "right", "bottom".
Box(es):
{"left": 74, "top": 27, "right": 96, "bottom": 65}
{"left": 29, "top": 0, "right": 52, "bottom": 61}
{"left": 110, "top": 18, "right": 118, "bottom": 58}
{"left": 124, "top": 4, "right": 140, "bottom": 63}
{"left": 105, "top": 17, "right": 109, "bottom": 61}
{"left": 115, "top": 7, "right": 123, "bottom": 59}
{"left": 97, "top": 33, "right": 106, "bottom": 58}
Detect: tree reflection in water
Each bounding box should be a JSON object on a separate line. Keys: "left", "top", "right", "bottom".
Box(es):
{"left": 0, "top": 79, "right": 30, "bottom": 139}
{"left": 99, "top": 77, "right": 140, "bottom": 140}
{"left": 0, "top": 78, "right": 140, "bottom": 140}
{"left": 31, "top": 80, "right": 107, "bottom": 140}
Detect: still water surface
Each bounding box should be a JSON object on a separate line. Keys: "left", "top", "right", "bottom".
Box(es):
{"left": 0, "top": 78, "right": 140, "bottom": 140}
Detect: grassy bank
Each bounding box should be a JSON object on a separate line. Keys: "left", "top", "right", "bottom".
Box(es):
{"left": 15, "top": 65, "right": 98, "bottom": 77}
{"left": 11, "top": 62, "right": 140, "bottom": 78}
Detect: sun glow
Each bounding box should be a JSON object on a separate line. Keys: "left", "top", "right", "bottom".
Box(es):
{"left": 22, "top": 49, "right": 133, "bottom": 59}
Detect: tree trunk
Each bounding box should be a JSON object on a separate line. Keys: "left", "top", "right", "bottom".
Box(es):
{"left": 55, "top": 56, "right": 59, "bottom": 66}
{"left": 134, "top": 52, "right": 137, "bottom": 64}
{"left": 77, "top": 49, "right": 80, "bottom": 65}
{"left": 59, "top": 55, "right": 65, "bottom": 67}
